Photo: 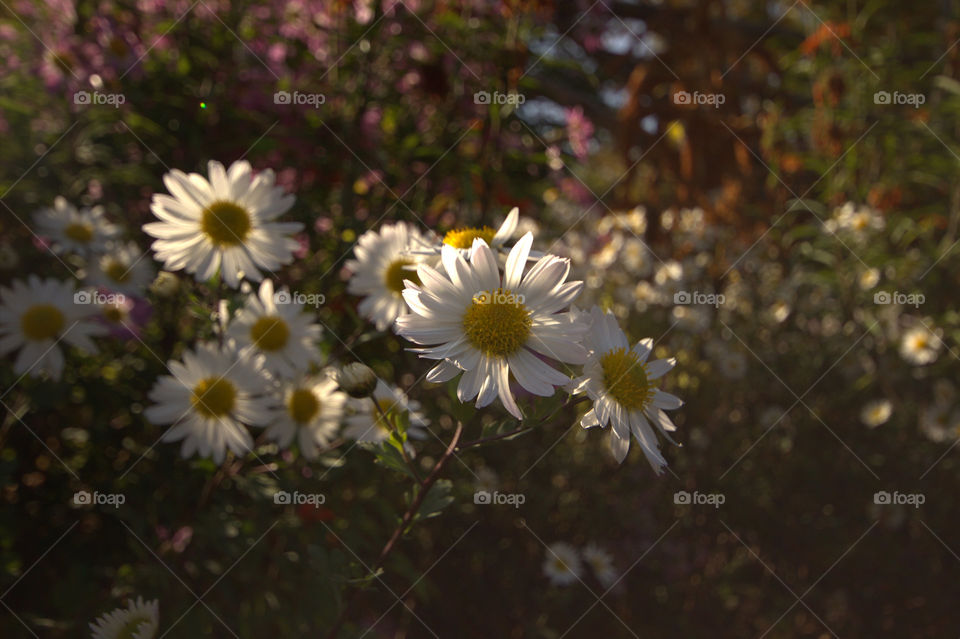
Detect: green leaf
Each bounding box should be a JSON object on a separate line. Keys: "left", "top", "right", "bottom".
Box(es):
{"left": 414, "top": 479, "right": 455, "bottom": 521}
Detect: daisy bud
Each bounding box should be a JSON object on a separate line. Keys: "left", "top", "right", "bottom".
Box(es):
{"left": 150, "top": 271, "right": 179, "bottom": 298}
{"left": 337, "top": 362, "right": 378, "bottom": 398}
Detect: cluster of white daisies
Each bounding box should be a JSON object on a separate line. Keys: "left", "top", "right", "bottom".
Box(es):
{"left": 348, "top": 208, "right": 684, "bottom": 471}
{"left": 0, "top": 196, "right": 155, "bottom": 380}
{"left": 136, "top": 161, "right": 428, "bottom": 463}
{"left": 543, "top": 541, "right": 617, "bottom": 588}
{"left": 3, "top": 158, "right": 685, "bottom": 472}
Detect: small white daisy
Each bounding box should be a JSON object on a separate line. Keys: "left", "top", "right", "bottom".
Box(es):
{"left": 825, "top": 202, "right": 885, "bottom": 235}
{"left": 0, "top": 276, "right": 106, "bottom": 380}
{"left": 263, "top": 373, "right": 346, "bottom": 459}
{"left": 900, "top": 325, "right": 941, "bottom": 365}
{"left": 89, "top": 596, "right": 158, "bottom": 639}
{"left": 227, "top": 279, "right": 322, "bottom": 377}
{"left": 343, "top": 380, "right": 428, "bottom": 448}
{"left": 86, "top": 240, "right": 154, "bottom": 295}
{"left": 570, "top": 306, "right": 682, "bottom": 472}
{"left": 34, "top": 196, "right": 118, "bottom": 255}
{"left": 396, "top": 233, "right": 588, "bottom": 419}
{"left": 582, "top": 543, "right": 617, "bottom": 588}
{"left": 920, "top": 403, "right": 960, "bottom": 443}
{"left": 143, "top": 160, "right": 303, "bottom": 289}
{"left": 860, "top": 399, "right": 892, "bottom": 428}
{"left": 144, "top": 342, "right": 272, "bottom": 464}
{"left": 346, "top": 221, "right": 433, "bottom": 331}
{"left": 543, "top": 541, "right": 583, "bottom": 586}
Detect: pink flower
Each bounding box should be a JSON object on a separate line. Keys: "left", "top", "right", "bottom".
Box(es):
{"left": 566, "top": 106, "right": 594, "bottom": 160}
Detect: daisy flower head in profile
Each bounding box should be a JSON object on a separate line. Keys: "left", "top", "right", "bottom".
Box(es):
{"left": 263, "top": 372, "right": 346, "bottom": 459}
{"left": 34, "top": 196, "right": 118, "bottom": 255}
{"left": 144, "top": 342, "right": 272, "bottom": 464}
{"left": 543, "top": 541, "right": 583, "bottom": 586}
{"left": 86, "top": 240, "right": 154, "bottom": 296}
{"left": 0, "top": 276, "right": 106, "bottom": 380}
{"left": 143, "top": 160, "right": 303, "bottom": 289}
{"left": 346, "top": 221, "right": 433, "bottom": 331}
{"left": 396, "top": 233, "right": 588, "bottom": 419}
{"left": 899, "top": 324, "right": 941, "bottom": 366}
{"left": 421, "top": 207, "right": 529, "bottom": 260}
{"left": 343, "top": 379, "right": 429, "bottom": 450}
{"left": 570, "top": 306, "right": 683, "bottom": 472}
{"left": 89, "top": 596, "right": 158, "bottom": 639}
{"left": 227, "top": 279, "right": 322, "bottom": 378}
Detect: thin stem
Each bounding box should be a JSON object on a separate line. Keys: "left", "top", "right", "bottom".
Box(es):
{"left": 326, "top": 421, "right": 464, "bottom": 639}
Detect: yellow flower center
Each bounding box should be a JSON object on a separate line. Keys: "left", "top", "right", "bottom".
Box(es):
{"left": 461, "top": 288, "right": 531, "bottom": 357}
{"left": 600, "top": 347, "right": 653, "bottom": 411}
{"left": 105, "top": 259, "right": 131, "bottom": 283}
{"left": 102, "top": 306, "right": 125, "bottom": 323}
{"left": 191, "top": 377, "right": 237, "bottom": 418}
{"left": 200, "top": 200, "right": 251, "bottom": 246}
{"left": 383, "top": 258, "right": 420, "bottom": 294}
{"left": 64, "top": 222, "right": 94, "bottom": 243}
{"left": 287, "top": 388, "right": 320, "bottom": 423}
{"left": 250, "top": 316, "right": 289, "bottom": 351}
{"left": 116, "top": 614, "right": 152, "bottom": 639}
{"left": 443, "top": 226, "right": 497, "bottom": 249}
{"left": 20, "top": 304, "right": 65, "bottom": 341}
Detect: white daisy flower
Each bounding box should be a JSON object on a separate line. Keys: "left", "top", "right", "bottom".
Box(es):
{"left": 416, "top": 207, "right": 532, "bottom": 260}
{"left": 570, "top": 306, "right": 682, "bottom": 472}
{"left": 543, "top": 541, "right": 583, "bottom": 586}
{"left": 143, "top": 160, "right": 303, "bottom": 289}
{"left": 227, "top": 279, "right": 322, "bottom": 377}
{"left": 920, "top": 403, "right": 960, "bottom": 443}
{"left": 396, "top": 233, "right": 588, "bottom": 419}
{"left": 346, "top": 222, "right": 433, "bottom": 331}
{"left": 860, "top": 399, "right": 892, "bottom": 428}
{"left": 0, "top": 276, "right": 106, "bottom": 380}
{"left": 582, "top": 543, "right": 617, "bottom": 587}
{"left": 86, "top": 240, "right": 154, "bottom": 295}
{"left": 343, "top": 380, "right": 428, "bottom": 448}
{"left": 89, "top": 596, "right": 158, "bottom": 639}
{"left": 825, "top": 202, "right": 884, "bottom": 235}
{"left": 263, "top": 373, "right": 346, "bottom": 459}
{"left": 900, "top": 325, "right": 941, "bottom": 365}
{"left": 144, "top": 342, "right": 272, "bottom": 464}
{"left": 34, "top": 196, "right": 118, "bottom": 255}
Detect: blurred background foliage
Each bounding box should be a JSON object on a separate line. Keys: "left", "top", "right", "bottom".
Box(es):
{"left": 1, "top": 0, "right": 959, "bottom": 636}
